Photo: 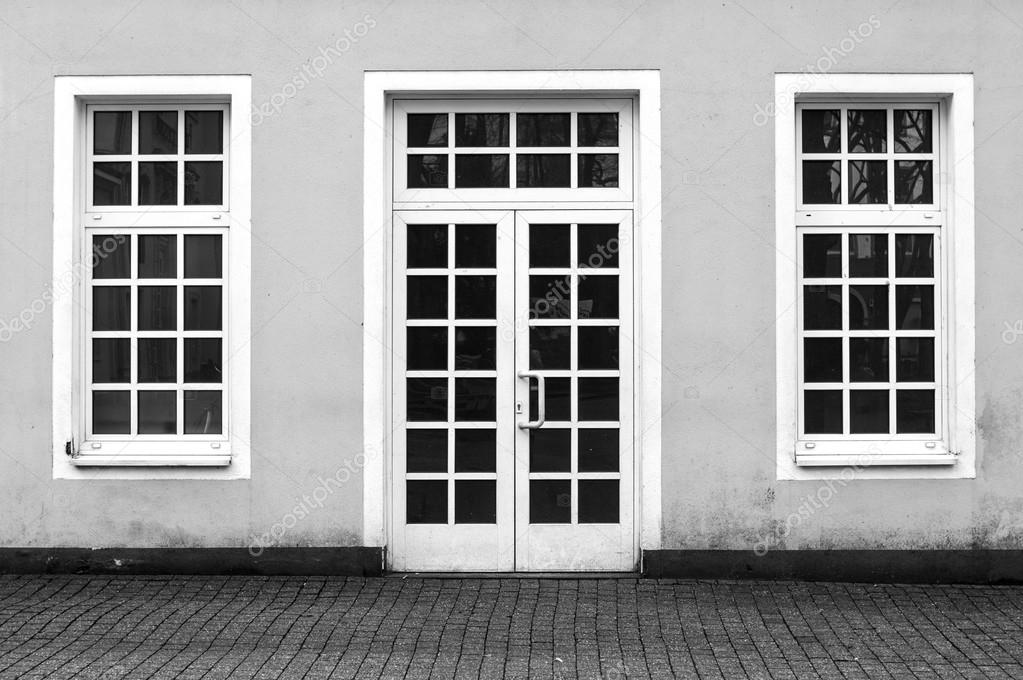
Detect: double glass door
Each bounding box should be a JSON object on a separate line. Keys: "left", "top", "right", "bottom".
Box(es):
{"left": 391, "top": 210, "right": 633, "bottom": 571}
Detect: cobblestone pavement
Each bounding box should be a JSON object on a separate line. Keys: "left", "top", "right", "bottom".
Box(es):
{"left": 1, "top": 576, "right": 1022, "bottom": 679}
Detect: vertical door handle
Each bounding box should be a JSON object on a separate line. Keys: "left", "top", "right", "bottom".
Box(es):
{"left": 517, "top": 371, "right": 545, "bottom": 429}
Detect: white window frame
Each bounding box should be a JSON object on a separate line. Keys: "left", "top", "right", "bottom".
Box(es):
{"left": 362, "top": 70, "right": 663, "bottom": 551}
{"left": 775, "top": 73, "right": 975, "bottom": 479}
{"left": 52, "top": 75, "right": 251, "bottom": 479}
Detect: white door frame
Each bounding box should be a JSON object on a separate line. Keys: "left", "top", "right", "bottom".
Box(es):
{"left": 362, "top": 71, "right": 663, "bottom": 567}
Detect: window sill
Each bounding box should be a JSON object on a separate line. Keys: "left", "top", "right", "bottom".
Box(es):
{"left": 71, "top": 454, "right": 231, "bottom": 467}
{"left": 795, "top": 453, "right": 957, "bottom": 467}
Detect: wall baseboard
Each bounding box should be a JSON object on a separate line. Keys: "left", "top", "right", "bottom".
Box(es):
{"left": 642, "top": 549, "right": 1023, "bottom": 584}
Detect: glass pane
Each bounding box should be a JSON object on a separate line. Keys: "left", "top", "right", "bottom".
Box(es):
{"left": 185, "top": 111, "right": 223, "bottom": 154}
{"left": 138, "top": 162, "right": 177, "bottom": 205}
{"left": 529, "top": 326, "right": 570, "bottom": 370}
{"left": 185, "top": 235, "right": 222, "bottom": 278}
{"left": 407, "top": 276, "right": 447, "bottom": 319}
{"left": 455, "top": 155, "right": 509, "bottom": 188}
{"left": 406, "top": 378, "right": 446, "bottom": 421}
{"left": 578, "top": 276, "right": 618, "bottom": 319}
{"left": 138, "top": 286, "right": 176, "bottom": 331}
{"left": 803, "top": 285, "right": 841, "bottom": 330}
{"left": 894, "top": 109, "right": 932, "bottom": 153}
{"left": 849, "top": 234, "right": 887, "bottom": 277}
{"left": 138, "top": 338, "right": 176, "bottom": 383}
{"left": 578, "top": 429, "right": 618, "bottom": 472}
{"left": 407, "top": 327, "right": 447, "bottom": 370}
{"left": 578, "top": 377, "right": 618, "bottom": 421}
{"left": 455, "top": 378, "right": 495, "bottom": 421}
{"left": 184, "top": 286, "right": 222, "bottom": 330}
{"left": 848, "top": 109, "right": 886, "bottom": 153}
{"left": 579, "top": 480, "right": 618, "bottom": 523}
{"left": 895, "top": 161, "right": 933, "bottom": 204}
{"left": 93, "top": 111, "right": 131, "bottom": 155}
{"left": 530, "top": 377, "right": 570, "bottom": 421}
{"left": 92, "top": 286, "right": 130, "bottom": 331}
{"left": 92, "top": 390, "right": 129, "bottom": 434}
{"left": 138, "top": 391, "right": 176, "bottom": 434}
{"left": 517, "top": 113, "right": 570, "bottom": 146}
{"left": 408, "top": 225, "right": 447, "bottom": 268}
{"left": 184, "top": 161, "right": 223, "bottom": 205}
{"left": 897, "top": 338, "right": 935, "bottom": 382}
{"left": 849, "top": 285, "right": 888, "bottom": 330}
{"left": 802, "top": 234, "right": 841, "bottom": 278}
{"left": 455, "top": 480, "right": 496, "bottom": 524}
{"left": 849, "top": 160, "right": 887, "bottom": 204}
{"left": 455, "top": 225, "right": 495, "bottom": 268}
{"left": 850, "top": 390, "right": 889, "bottom": 434}
{"left": 92, "top": 235, "right": 130, "bottom": 279}
{"left": 92, "top": 338, "right": 130, "bottom": 383}
{"left": 803, "top": 390, "right": 842, "bottom": 434}
{"left": 184, "top": 390, "right": 222, "bottom": 434}
{"left": 138, "top": 235, "right": 176, "bottom": 278}
{"left": 184, "top": 338, "right": 222, "bottom": 383}
{"left": 454, "top": 429, "right": 496, "bottom": 472}
{"left": 801, "top": 109, "right": 840, "bottom": 153}
{"left": 897, "top": 389, "right": 935, "bottom": 433}
{"left": 577, "top": 113, "right": 618, "bottom": 146}
{"left": 895, "top": 234, "right": 933, "bottom": 278}
{"left": 530, "top": 224, "right": 570, "bottom": 267}
{"left": 578, "top": 154, "right": 618, "bottom": 187}
{"left": 529, "top": 429, "right": 571, "bottom": 472}
{"left": 578, "top": 224, "right": 619, "bottom": 269}
{"left": 455, "top": 327, "right": 495, "bottom": 370}
{"left": 455, "top": 113, "right": 509, "bottom": 146}
{"left": 802, "top": 161, "right": 840, "bottom": 204}
{"left": 407, "top": 155, "right": 448, "bottom": 188}
{"left": 529, "top": 275, "right": 571, "bottom": 319}
{"left": 803, "top": 338, "right": 842, "bottom": 383}
{"left": 517, "top": 154, "right": 570, "bottom": 187}
{"left": 530, "top": 480, "right": 570, "bottom": 524}
{"left": 407, "top": 480, "right": 447, "bottom": 524}
{"left": 138, "top": 111, "right": 177, "bottom": 154}
{"left": 455, "top": 275, "right": 496, "bottom": 319}
{"left": 93, "top": 162, "right": 131, "bottom": 206}
{"left": 407, "top": 113, "right": 448, "bottom": 147}
{"left": 896, "top": 285, "right": 934, "bottom": 330}
{"left": 407, "top": 429, "right": 447, "bottom": 473}
{"left": 850, "top": 337, "right": 888, "bottom": 383}
{"left": 578, "top": 327, "right": 618, "bottom": 369}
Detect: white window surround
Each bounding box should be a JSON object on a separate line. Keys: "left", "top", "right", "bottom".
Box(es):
{"left": 775, "top": 73, "right": 975, "bottom": 480}
{"left": 362, "top": 70, "right": 663, "bottom": 550}
{"left": 52, "top": 75, "right": 251, "bottom": 480}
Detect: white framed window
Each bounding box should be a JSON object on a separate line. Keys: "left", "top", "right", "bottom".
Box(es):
{"left": 52, "top": 76, "right": 251, "bottom": 477}
{"left": 775, "top": 74, "right": 975, "bottom": 478}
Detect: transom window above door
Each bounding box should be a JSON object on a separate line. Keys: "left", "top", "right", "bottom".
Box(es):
{"left": 392, "top": 99, "right": 633, "bottom": 203}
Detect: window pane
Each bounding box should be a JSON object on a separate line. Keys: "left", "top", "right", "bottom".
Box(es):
{"left": 848, "top": 109, "right": 886, "bottom": 153}
{"left": 578, "top": 154, "right": 618, "bottom": 187}
{"left": 407, "top": 429, "right": 447, "bottom": 473}
{"left": 138, "top": 111, "right": 177, "bottom": 154}
{"left": 455, "top": 327, "right": 495, "bottom": 370}
{"left": 185, "top": 235, "right": 222, "bottom": 278}
{"left": 530, "top": 377, "right": 570, "bottom": 422}
{"left": 455, "top": 154, "right": 509, "bottom": 188}
{"left": 184, "top": 161, "right": 223, "bottom": 205}
{"left": 138, "top": 391, "right": 176, "bottom": 434}
{"left": 578, "top": 327, "right": 618, "bottom": 369}
{"left": 455, "top": 113, "right": 509, "bottom": 146}
{"left": 578, "top": 377, "right": 618, "bottom": 421}
{"left": 849, "top": 337, "right": 889, "bottom": 383}
{"left": 138, "top": 338, "right": 176, "bottom": 383}
{"left": 407, "top": 155, "right": 448, "bottom": 188}
{"left": 529, "top": 275, "right": 571, "bottom": 320}
{"left": 91, "top": 235, "right": 130, "bottom": 279}
{"left": 407, "top": 480, "right": 447, "bottom": 524}
{"left": 93, "top": 390, "right": 130, "bottom": 434}
{"left": 455, "top": 224, "right": 496, "bottom": 268}
{"left": 455, "top": 275, "right": 496, "bottom": 319}
{"left": 578, "top": 276, "right": 618, "bottom": 319}
{"left": 138, "top": 286, "right": 176, "bottom": 331}
{"left": 138, "top": 235, "right": 176, "bottom": 278}
{"left": 92, "top": 287, "right": 130, "bottom": 331}
{"left": 849, "top": 285, "right": 888, "bottom": 330}
{"left": 801, "top": 109, "right": 840, "bottom": 153}
{"left": 579, "top": 480, "right": 619, "bottom": 523}
{"left": 895, "top": 161, "right": 933, "bottom": 204}
{"left": 529, "top": 326, "right": 570, "bottom": 370}
{"left": 407, "top": 113, "right": 448, "bottom": 147}
{"left": 184, "top": 338, "right": 222, "bottom": 383}
{"left": 530, "top": 429, "right": 571, "bottom": 472}
{"left": 92, "top": 338, "right": 130, "bottom": 383}
{"left": 455, "top": 480, "right": 496, "bottom": 524}
{"left": 530, "top": 224, "right": 570, "bottom": 268}
{"left": 802, "top": 234, "right": 842, "bottom": 278}
{"left": 895, "top": 234, "right": 933, "bottom": 278}
{"left": 455, "top": 378, "right": 495, "bottom": 421}
{"left": 407, "top": 327, "right": 447, "bottom": 370}
{"left": 850, "top": 390, "right": 889, "bottom": 434}
{"left": 577, "top": 113, "right": 618, "bottom": 146}
{"left": 578, "top": 224, "right": 619, "bottom": 269}
{"left": 185, "top": 111, "right": 223, "bottom": 154}
{"left": 93, "top": 162, "right": 131, "bottom": 206}
{"left": 517, "top": 154, "right": 570, "bottom": 187}
{"left": 896, "top": 389, "right": 935, "bottom": 433}
{"left": 896, "top": 285, "right": 934, "bottom": 330}
{"left": 408, "top": 225, "right": 447, "bottom": 268}
{"left": 897, "top": 338, "right": 935, "bottom": 382}
{"left": 849, "top": 234, "right": 887, "bottom": 277}
{"left": 93, "top": 111, "right": 131, "bottom": 155}
{"left": 578, "top": 429, "right": 618, "bottom": 472}
{"left": 894, "top": 109, "right": 932, "bottom": 153}
{"left": 804, "top": 390, "right": 842, "bottom": 434}
{"left": 184, "top": 390, "right": 222, "bottom": 434}
{"left": 406, "top": 378, "right": 446, "bottom": 421}
{"left": 849, "top": 160, "right": 887, "bottom": 204}
{"left": 802, "top": 161, "right": 840, "bottom": 204}
{"left": 517, "top": 113, "right": 570, "bottom": 146}
{"left": 183, "top": 286, "right": 222, "bottom": 330}
{"left": 454, "top": 429, "right": 495, "bottom": 472}
{"left": 530, "top": 480, "right": 570, "bottom": 524}
{"left": 407, "top": 276, "right": 447, "bottom": 319}
{"left": 803, "top": 285, "right": 841, "bottom": 330}
{"left": 804, "top": 338, "right": 842, "bottom": 382}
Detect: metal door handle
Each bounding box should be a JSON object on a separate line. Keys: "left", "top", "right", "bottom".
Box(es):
{"left": 518, "top": 371, "right": 545, "bottom": 429}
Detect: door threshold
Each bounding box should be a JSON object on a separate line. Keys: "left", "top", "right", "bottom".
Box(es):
{"left": 386, "top": 571, "right": 640, "bottom": 579}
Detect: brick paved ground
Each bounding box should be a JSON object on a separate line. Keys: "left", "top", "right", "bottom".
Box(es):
{"left": 0, "top": 576, "right": 1021, "bottom": 679}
